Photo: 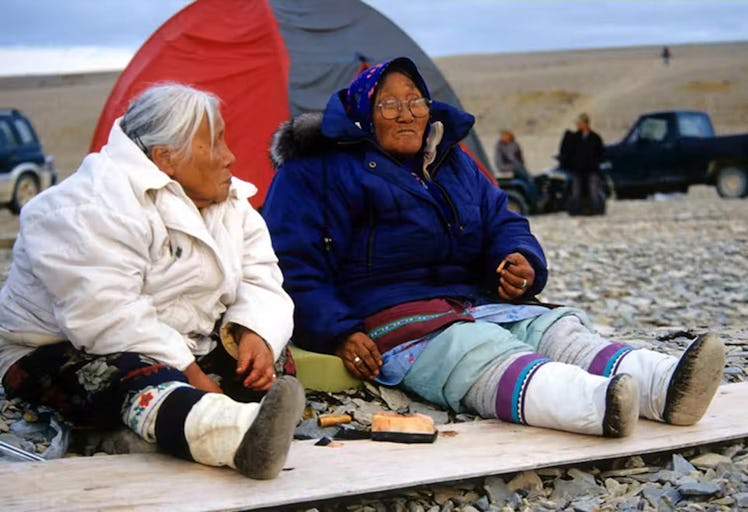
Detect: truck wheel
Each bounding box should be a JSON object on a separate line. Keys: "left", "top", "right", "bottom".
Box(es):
{"left": 716, "top": 166, "right": 748, "bottom": 199}
{"left": 10, "top": 173, "right": 40, "bottom": 214}
{"left": 604, "top": 176, "right": 617, "bottom": 199}
{"left": 505, "top": 190, "right": 529, "bottom": 216}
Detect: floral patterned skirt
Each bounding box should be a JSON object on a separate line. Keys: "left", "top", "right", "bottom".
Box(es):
{"left": 2, "top": 343, "right": 187, "bottom": 429}
{"left": 1, "top": 341, "right": 296, "bottom": 430}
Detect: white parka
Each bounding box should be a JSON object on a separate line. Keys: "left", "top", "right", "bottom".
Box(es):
{"left": 0, "top": 121, "right": 294, "bottom": 376}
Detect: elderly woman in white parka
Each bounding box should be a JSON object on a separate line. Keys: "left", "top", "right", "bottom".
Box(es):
{"left": 0, "top": 84, "right": 303, "bottom": 479}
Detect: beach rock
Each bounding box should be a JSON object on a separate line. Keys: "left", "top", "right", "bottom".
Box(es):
{"left": 432, "top": 486, "right": 458, "bottom": 506}
{"left": 600, "top": 466, "right": 659, "bottom": 478}
{"left": 603, "top": 478, "right": 628, "bottom": 497}
{"left": 483, "top": 476, "right": 512, "bottom": 505}
{"left": 656, "top": 469, "right": 680, "bottom": 485}
{"left": 349, "top": 399, "right": 382, "bottom": 426}
{"left": 438, "top": 501, "right": 453, "bottom": 512}
{"left": 735, "top": 492, "right": 748, "bottom": 508}
{"left": 451, "top": 491, "right": 480, "bottom": 505}
{"left": 379, "top": 387, "right": 411, "bottom": 412}
{"left": 472, "top": 495, "right": 490, "bottom": 512}
{"left": 536, "top": 468, "right": 564, "bottom": 479}
{"left": 711, "top": 496, "right": 735, "bottom": 507}
{"left": 690, "top": 452, "right": 732, "bottom": 469}
{"left": 551, "top": 472, "right": 604, "bottom": 501}
{"left": 294, "top": 418, "right": 338, "bottom": 440}
{"left": 672, "top": 453, "right": 697, "bottom": 475}
{"left": 308, "top": 401, "right": 328, "bottom": 413}
{"left": 507, "top": 471, "right": 544, "bottom": 494}
{"left": 661, "top": 486, "right": 683, "bottom": 508}
{"left": 677, "top": 480, "right": 721, "bottom": 496}
{"left": 408, "top": 402, "right": 449, "bottom": 425}
{"left": 454, "top": 413, "right": 476, "bottom": 422}
{"left": 569, "top": 496, "right": 601, "bottom": 512}
{"left": 641, "top": 487, "right": 664, "bottom": 507}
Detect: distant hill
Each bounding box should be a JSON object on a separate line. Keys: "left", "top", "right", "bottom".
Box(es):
{"left": 1, "top": 42, "right": 746, "bottom": 179}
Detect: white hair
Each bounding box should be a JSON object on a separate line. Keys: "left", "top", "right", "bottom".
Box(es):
{"left": 120, "top": 83, "right": 221, "bottom": 158}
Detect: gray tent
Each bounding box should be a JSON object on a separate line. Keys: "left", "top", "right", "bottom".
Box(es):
{"left": 270, "top": 0, "right": 494, "bottom": 175}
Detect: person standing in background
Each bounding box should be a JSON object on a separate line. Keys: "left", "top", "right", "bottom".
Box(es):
{"left": 661, "top": 46, "right": 671, "bottom": 66}
{"left": 494, "top": 129, "right": 525, "bottom": 178}
{"left": 560, "top": 113, "right": 605, "bottom": 215}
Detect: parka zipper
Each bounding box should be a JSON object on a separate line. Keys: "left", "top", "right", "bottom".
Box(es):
{"left": 424, "top": 146, "right": 464, "bottom": 233}
{"left": 362, "top": 139, "right": 464, "bottom": 264}
{"left": 369, "top": 139, "right": 463, "bottom": 232}
{"left": 366, "top": 207, "right": 376, "bottom": 269}
{"left": 429, "top": 180, "right": 464, "bottom": 233}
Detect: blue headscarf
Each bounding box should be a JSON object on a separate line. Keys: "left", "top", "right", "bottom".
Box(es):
{"left": 344, "top": 57, "right": 431, "bottom": 134}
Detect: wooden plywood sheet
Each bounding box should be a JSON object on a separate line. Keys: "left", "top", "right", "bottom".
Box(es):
{"left": 1, "top": 382, "right": 746, "bottom": 512}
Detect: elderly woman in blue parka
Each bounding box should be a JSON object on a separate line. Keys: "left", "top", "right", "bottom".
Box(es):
{"left": 263, "top": 57, "right": 724, "bottom": 437}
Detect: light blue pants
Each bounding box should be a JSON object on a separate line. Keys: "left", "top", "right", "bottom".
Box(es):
{"left": 401, "top": 306, "right": 591, "bottom": 411}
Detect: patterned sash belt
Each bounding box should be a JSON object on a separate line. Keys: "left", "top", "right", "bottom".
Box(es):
{"left": 364, "top": 298, "right": 475, "bottom": 353}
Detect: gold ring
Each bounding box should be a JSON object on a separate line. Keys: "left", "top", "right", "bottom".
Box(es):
{"left": 353, "top": 356, "right": 362, "bottom": 364}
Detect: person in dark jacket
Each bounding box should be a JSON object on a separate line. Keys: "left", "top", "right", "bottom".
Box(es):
{"left": 561, "top": 113, "right": 606, "bottom": 215}
{"left": 263, "top": 57, "right": 724, "bottom": 437}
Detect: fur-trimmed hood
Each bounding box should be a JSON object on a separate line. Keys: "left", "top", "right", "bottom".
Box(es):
{"left": 270, "top": 90, "right": 476, "bottom": 170}
{"left": 269, "top": 112, "right": 336, "bottom": 169}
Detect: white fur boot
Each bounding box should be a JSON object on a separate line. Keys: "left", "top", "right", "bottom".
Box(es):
{"left": 465, "top": 353, "right": 640, "bottom": 437}
{"left": 522, "top": 361, "right": 639, "bottom": 437}
{"left": 617, "top": 334, "right": 724, "bottom": 425}
{"left": 184, "top": 376, "right": 304, "bottom": 479}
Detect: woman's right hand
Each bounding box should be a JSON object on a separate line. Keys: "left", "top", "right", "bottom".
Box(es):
{"left": 183, "top": 361, "right": 223, "bottom": 394}
{"left": 335, "top": 332, "right": 383, "bottom": 381}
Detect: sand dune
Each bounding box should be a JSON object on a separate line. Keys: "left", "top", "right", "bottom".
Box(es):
{"left": 1, "top": 42, "right": 747, "bottom": 181}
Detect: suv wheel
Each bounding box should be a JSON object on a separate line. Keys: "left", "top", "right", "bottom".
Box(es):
{"left": 505, "top": 189, "right": 529, "bottom": 216}
{"left": 716, "top": 166, "right": 748, "bottom": 199}
{"left": 11, "top": 173, "right": 40, "bottom": 214}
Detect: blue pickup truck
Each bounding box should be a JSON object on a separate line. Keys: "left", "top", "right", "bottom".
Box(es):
{"left": 602, "top": 110, "right": 748, "bottom": 199}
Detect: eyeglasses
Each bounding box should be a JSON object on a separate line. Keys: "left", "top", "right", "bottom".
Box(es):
{"left": 375, "top": 97, "right": 431, "bottom": 120}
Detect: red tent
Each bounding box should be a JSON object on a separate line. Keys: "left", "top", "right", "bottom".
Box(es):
{"left": 91, "top": 0, "right": 494, "bottom": 205}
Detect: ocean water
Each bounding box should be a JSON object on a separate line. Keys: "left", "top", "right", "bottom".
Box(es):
{"left": 0, "top": 0, "right": 747, "bottom": 76}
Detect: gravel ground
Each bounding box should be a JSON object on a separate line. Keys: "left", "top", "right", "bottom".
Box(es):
{"left": 1, "top": 186, "right": 746, "bottom": 511}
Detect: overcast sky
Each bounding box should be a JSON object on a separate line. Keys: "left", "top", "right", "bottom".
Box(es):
{"left": 1, "top": 0, "right": 748, "bottom": 75}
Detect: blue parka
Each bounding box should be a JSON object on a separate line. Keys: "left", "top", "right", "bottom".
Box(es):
{"left": 263, "top": 89, "right": 548, "bottom": 354}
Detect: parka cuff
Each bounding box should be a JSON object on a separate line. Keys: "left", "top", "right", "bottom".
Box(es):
{"left": 219, "top": 322, "right": 276, "bottom": 361}
{"left": 219, "top": 322, "right": 241, "bottom": 360}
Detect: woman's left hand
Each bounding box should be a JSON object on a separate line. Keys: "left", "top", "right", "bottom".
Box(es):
{"left": 496, "top": 252, "right": 535, "bottom": 300}
{"left": 234, "top": 327, "right": 276, "bottom": 391}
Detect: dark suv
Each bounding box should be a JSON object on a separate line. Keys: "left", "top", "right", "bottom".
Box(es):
{"left": 0, "top": 109, "right": 57, "bottom": 213}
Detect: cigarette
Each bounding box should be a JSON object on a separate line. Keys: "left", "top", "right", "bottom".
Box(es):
{"left": 497, "top": 258, "right": 512, "bottom": 273}
{"left": 318, "top": 414, "right": 352, "bottom": 428}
